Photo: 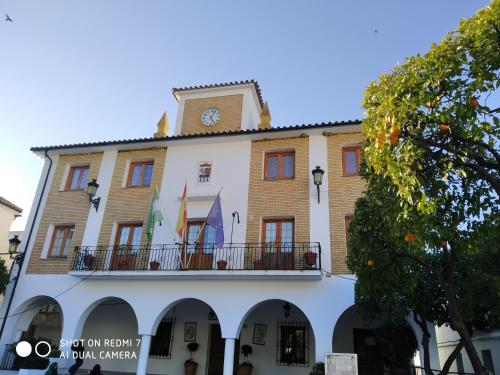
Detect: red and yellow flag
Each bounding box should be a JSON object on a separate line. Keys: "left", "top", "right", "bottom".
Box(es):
{"left": 176, "top": 183, "right": 187, "bottom": 240}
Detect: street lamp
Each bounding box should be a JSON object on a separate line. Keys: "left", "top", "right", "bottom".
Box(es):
{"left": 8, "top": 235, "right": 21, "bottom": 258}
{"left": 87, "top": 179, "right": 101, "bottom": 212}
{"left": 311, "top": 166, "right": 324, "bottom": 203}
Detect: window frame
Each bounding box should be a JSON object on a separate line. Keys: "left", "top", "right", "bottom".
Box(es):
{"left": 114, "top": 223, "right": 143, "bottom": 248}
{"left": 65, "top": 165, "right": 90, "bottom": 191}
{"left": 342, "top": 146, "right": 361, "bottom": 176}
{"left": 48, "top": 225, "right": 75, "bottom": 258}
{"left": 262, "top": 218, "right": 295, "bottom": 244}
{"left": 126, "top": 160, "right": 154, "bottom": 188}
{"left": 264, "top": 151, "right": 295, "bottom": 180}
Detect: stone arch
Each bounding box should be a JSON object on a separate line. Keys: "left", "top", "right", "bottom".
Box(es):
{"left": 8, "top": 295, "right": 63, "bottom": 346}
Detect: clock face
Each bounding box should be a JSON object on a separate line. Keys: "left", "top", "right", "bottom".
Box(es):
{"left": 200, "top": 107, "right": 222, "bottom": 127}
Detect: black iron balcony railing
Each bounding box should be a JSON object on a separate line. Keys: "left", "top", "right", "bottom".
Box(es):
{"left": 70, "top": 242, "right": 321, "bottom": 272}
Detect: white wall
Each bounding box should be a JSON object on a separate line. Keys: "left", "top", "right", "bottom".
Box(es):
{"left": 153, "top": 140, "right": 252, "bottom": 246}
{"left": 239, "top": 300, "right": 315, "bottom": 375}
{"left": 436, "top": 325, "right": 500, "bottom": 374}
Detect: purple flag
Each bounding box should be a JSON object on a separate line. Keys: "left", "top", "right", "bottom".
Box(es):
{"left": 205, "top": 193, "right": 224, "bottom": 248}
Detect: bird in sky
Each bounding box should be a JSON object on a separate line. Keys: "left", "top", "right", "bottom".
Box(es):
{"left": 5, "top": 14, "right": 13, "bottom": 22}
{"left": 374, "top": 29, "right": 379, "bottom": 34}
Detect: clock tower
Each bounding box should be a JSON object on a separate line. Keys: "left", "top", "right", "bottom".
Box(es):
{"left": 172, "top": 80, "right": 264, "bottom": 136}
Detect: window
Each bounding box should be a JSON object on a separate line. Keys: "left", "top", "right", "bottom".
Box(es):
{"left": 149, "top": 319, "right": 174, "bottom": 359}
{"left": 263, "top": 219, "right": 294, "bottom": 253}
{"left": 481, "top": 350, "right": 495, "bottom": 375}
{"left": 264, "top": 151, "right": 295, "bottom": 179}
{"left": 185, "top": 221, "right": 216, "bottom": 254}
{"left": 342, "top": 146, "right": 361, "bottom": 176}
{"left": 49, "top": 225, "right": 74, "bottom": 257}
{"left": 345, "top": 215, "right": 353, "bottom": 242}
{"left": 65, "top": 165, "right": 89, "bottom": 191}
{"left": 198, "top": 161, "right": 213, "bottom": 183}
{"left": 278, "top": 323, "right": 308, "bottom": 366}
{"left": 127, "top": 161, "right": 154, "bottom": 187}
{"left": 115, "top": 223, "right": 143, "bottom": 254}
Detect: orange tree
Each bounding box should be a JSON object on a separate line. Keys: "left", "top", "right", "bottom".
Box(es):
{"left": 347, "top": 175, "right": 499, "bottom": 375}
{"left": 350, "top": 1, "right": 500, "bottom": 374}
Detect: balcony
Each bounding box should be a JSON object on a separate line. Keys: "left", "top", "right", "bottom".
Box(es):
{"left": 69, "top": 242, "right": 322, "bottom": 280}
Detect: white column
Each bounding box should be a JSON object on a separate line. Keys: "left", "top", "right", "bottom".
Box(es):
{"left": 81, "top": 150, "right": 117, "bottom": 247}
{"left": 309, "top": 135, "right": 331, "bottom": 273}
{"left": 136, "top": 334, "right": 152, "bottom": 375}
{"left": 223, "top": 338, "right": 236, "bottom": 375}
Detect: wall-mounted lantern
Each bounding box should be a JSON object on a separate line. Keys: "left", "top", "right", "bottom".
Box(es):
{"left": 86, "top": 179, "right": 101, "bottom": 212}
{"left": 283, "top": 302, "right": 291, "bottom": 319}
{"left": 311, "top": 166, "right": 324, "bottom": 204}
{"left": 8, "top": 235, "right": 21, "bottom": 258}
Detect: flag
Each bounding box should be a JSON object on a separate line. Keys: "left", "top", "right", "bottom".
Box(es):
{"left": 176, "top": 183, "right": 187, "bottom": 241}
{"left": 146, "top": 187, "right": 164, "bottom": 242}
{"left": 205, "top": 193, "right": 224, "bottom": 248}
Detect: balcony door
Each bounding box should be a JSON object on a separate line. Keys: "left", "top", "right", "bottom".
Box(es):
{"left": 111, "top": 223, "right": 142, "bottom": 270}
{"left": 181, "top": 221, "right": 216, "bottom": 270}
{"left": 262, "top": 219, "right": 294, "bottom": 269}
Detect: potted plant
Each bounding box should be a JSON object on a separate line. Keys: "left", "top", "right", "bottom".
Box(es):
{"left": 238, "top": 344, "right": 253, "bottom": 375}
{"left": 309, "top": 362, "right": 325, "bottom": 375}
{"left": 150, "top": 260, "right": 161, "bottom": 270}
{"left": 304, "top": 251, "right": 317, "bottom": 267}
{"left": 216, "top": 259, "right": 228, "bottom": 270}
{"left": 83, "top": 254, "right": 95, "bottom": 269}
{"left": 253, "top": 259, "right": 264, "bottom": 270}
{"left": 184, "top": 342, "right": 199, "bottom": 375}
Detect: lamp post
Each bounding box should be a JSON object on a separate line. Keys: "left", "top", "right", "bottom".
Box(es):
{"left": 87, "top": 179, "right": 101, "bottom": 212}
{"left": 8, "top": 235, "right": 21, "bottom": 259}
{"left": 311, "top": 166, "right": 324, "bottom": 204}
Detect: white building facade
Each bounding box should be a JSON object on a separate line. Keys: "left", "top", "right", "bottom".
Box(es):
{"left": 0, "top": 81, "right": 440, "bottom": 375}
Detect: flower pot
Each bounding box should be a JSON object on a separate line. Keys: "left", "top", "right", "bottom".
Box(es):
{"left": 238, "top": 363, "right": 253, "bottom": 375}
{"left": 304, "top": 251, "right": 317, "bottom": 267}
{"left": 150, "top": 261, "right": 160, "bottom": 270}
{"left": 83, "top": 255, "right": 95, "bottom": 269}
{"left": 184, "top": 360, "right": 198, "bottom": 375}
{"left": 217, "top": 260, "right": 228, "bottom": 270}
{"left": 282, "top": 258, "right": 294, "bottom": 270}
{"left": 253, "top": 259, "right": 264, "bottom": 270}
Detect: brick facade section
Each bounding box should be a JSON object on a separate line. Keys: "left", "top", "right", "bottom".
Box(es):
{"left": 246, "top": 136, "right": 310, "bottom": 249}
{"left": 180, "top": 94, "right": 243, "bottom": 135}
{"left": 27, "top": 153, "right": 103, "bottom": 274}
{"left": 327, "top": 133, "right": 365, "bottom": 274}
{"left": 97, "top": 148, "right": 167, "bottom": 247}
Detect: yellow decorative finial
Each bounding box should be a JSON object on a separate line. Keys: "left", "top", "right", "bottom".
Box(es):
{"left": 153, "top": 112, "right": 169, "bottom": 138}
{"left": 258, "top": 102, "right": 271, "bottom": 129}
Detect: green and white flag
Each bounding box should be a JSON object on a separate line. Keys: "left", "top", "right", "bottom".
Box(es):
{"left": 146, "top": 186, "right": 164, "bottom": 242}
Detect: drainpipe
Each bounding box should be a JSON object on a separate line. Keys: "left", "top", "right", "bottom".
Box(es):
{"left": 0, "top": 149, "right": 53, "bottom": 342}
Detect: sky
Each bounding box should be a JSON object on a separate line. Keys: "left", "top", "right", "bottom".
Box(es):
{"left": 0, "top": 0, "right": 491, "bottom": 231}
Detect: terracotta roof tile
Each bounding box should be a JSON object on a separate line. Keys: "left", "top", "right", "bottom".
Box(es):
{"left": 172, "top": 80, "right": 264, "bottom": 108}
{"left": 0, "top": 196, "right": 22, "bottom": 213}
{"left": 31, "top": 120, "right": 362, "bottom": 152}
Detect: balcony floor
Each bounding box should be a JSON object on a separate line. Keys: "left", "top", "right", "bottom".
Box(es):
{"left": 69, "top": 269, "right": 322, "bottom": 280}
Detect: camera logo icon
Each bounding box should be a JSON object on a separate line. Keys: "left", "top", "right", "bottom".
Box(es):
{"left": 15, "top": 341, "right": 51, "bottom": 358}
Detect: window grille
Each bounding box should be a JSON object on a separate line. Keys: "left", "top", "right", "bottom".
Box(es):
{"left": 149, "top": 318, "right": 175, "bottom": 359}
{"left": 276, "top": 321, "right": 309, "bottom": 367}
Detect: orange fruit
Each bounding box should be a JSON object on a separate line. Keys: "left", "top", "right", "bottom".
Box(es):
{"left": 470, "top": 98, "right": 478, "bottom": 108}
{"left": 367, "top": 259, "right": 375, "bottom": 267}
{"left": 439, "top": 124, "right": 450, "bottom": 133}
{"left": 390, "top": 135, "right": 399, "bottom": 145}
{"left": 404, "top": 232, "right": 416, "bottom": 242}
